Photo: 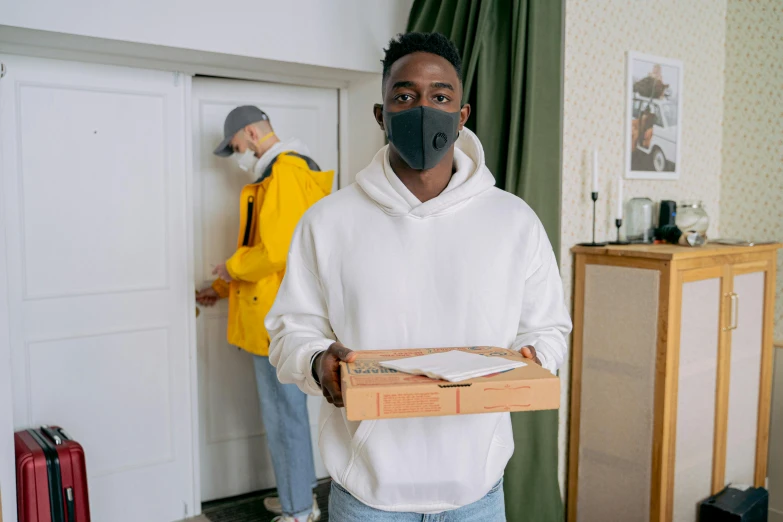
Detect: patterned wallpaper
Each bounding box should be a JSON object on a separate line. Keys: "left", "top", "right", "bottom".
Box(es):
{"left": 721, "top": 0, "right": 783, "bottom": 342}
{"left": 558, "top": 0, "right": 728, "bottom": 494}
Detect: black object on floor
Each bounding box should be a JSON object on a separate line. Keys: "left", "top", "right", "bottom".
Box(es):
{"left": 699, "top": 485, "right": 768, "bottom": 521}
{"left": 203, "top": 479, "right": 331, "bottom": 522}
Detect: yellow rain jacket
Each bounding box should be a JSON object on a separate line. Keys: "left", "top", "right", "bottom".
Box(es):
{"left": 212, "top": 152, "right": 333, "bottom": 355}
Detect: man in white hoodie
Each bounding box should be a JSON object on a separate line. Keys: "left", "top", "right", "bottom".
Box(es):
{"left": 266, "top": 32, "right": 572, "bottom": 521}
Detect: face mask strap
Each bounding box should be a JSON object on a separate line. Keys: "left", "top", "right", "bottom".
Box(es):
{"left": 257, "top": 132, "right": 275, "bottom": 145}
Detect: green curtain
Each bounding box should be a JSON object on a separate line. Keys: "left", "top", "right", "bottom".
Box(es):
{"left": 407, "top": 0, "right": 563, "bottom": 258}
{"left": 407, "top": 2, "right": 565, "bottom": 521}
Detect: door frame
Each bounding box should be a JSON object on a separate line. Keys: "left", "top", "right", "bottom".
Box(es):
{"left": 0, "top": 40, "right": 378, "bottom": 518}
{"left": 183, "top": 72, "right": 200, "bottom": 514}
{"left": 190, "top": 75, "right": 340, "bottom": 502}
{"left": 186, "top": 73, "right": 346, "bottom": 512}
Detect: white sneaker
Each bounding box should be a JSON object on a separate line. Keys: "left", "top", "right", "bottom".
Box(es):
{"left": 265, "top": 494, "right": 321, "bottom": 520}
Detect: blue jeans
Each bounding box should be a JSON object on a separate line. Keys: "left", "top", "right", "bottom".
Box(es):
{"left": 329, "top": 479, "right": 506, "bottom": 522}
{"left": 253, "top": 355, "right": 317, "bottom": 518}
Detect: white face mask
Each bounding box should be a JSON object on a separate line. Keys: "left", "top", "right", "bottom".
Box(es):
{"left": 233, "top": 149, "right": 258, "bottom": 172}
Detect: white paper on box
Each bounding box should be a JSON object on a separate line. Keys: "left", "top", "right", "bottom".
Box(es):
{"left": 379, "top": 350, "right": 526, "bottom": 382}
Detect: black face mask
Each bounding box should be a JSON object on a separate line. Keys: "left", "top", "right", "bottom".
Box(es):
{"left": 383, "top": 106, "right": 461, "bottom": 170}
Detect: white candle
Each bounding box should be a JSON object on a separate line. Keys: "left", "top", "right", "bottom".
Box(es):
{"left": 616, "top": 176, "right": 624, "bottom": 219}
{"left": 592, "top": 149, "right": 599, "bottom": 193}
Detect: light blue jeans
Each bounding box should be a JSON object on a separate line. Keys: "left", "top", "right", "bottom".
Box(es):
{"left": 329, "top": 479, "right": 506, "bottom": 522}
{"left": 253, "top": 355, "right": 317, "bottom": 518}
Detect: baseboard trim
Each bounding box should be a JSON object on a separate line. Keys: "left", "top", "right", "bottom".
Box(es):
{"left": 770, "top": 508, "right": 783, "bottom": 522}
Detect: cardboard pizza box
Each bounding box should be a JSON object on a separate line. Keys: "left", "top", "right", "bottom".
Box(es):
{"left": 340, "top": 346, "right": 560, "bottom": 421}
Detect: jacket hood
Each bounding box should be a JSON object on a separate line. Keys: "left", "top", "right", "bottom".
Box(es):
{"left": 355, "top": 127, "right": 496, "bottom": 218}
{"left": 250, "top": 138, "right": 333, "bottom": 195}
{"left": 252, "top": 137, "right": 311, "bottom": 180}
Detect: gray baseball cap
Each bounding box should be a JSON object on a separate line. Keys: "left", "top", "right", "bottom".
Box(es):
{"left": 213, "top": 106, "right": 270, "bottom": 157}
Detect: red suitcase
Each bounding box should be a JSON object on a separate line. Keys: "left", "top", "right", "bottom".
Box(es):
{"left": 15, "top": 426, "right": 91, "bottom": 522}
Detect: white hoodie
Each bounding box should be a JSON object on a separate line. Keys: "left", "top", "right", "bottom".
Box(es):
{"left": 266, "top": 128, "right": 572, "bottom": 513}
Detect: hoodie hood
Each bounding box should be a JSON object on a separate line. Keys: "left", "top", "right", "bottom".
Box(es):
{"left": 356, "top": 127, "right": 496, "bottom": 218}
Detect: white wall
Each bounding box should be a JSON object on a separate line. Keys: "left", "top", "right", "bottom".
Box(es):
{"left": 561, "top": 0, "right": 728, "bottom": 498}
{"left": 0, "top": 0, "right": 414, "bottom": 74}
{"left": 345, "top": 75, "right": 385, "bottom": 184}
{"left": 720, "top": 0, "right": 783, "bottom": 342}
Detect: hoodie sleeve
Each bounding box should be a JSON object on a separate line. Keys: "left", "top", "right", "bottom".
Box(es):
{"left": 265, "top": 219, "right": 336, "bottom": 396}
{"left": 511, "top": 220, "right": 573, "bottom": 375}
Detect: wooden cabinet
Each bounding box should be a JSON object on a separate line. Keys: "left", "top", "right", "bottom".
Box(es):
{"left": 770, "top": 342, "right": 783, "bottom": 522}
{"left": 567, "top": 244, "right": 780, "bottom": 522}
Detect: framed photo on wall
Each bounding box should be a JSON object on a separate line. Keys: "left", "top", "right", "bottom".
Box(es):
{"left": 625, "top": 52, "right": 684, "bottom": 180}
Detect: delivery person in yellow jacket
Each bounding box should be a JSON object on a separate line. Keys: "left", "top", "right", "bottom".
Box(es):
{"left": 196, "top": 106, "right": 332, "bottom": 522}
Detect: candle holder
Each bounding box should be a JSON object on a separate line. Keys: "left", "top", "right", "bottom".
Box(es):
{"left": 578, "top": 192, "right": 607, "bottom": 247}
{"left": 609, "top": 218, "right": 630, "bottom": 245}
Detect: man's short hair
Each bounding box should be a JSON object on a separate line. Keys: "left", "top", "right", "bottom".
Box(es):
{"left": 381, "top": 32, "right": 462, "bottom": 86}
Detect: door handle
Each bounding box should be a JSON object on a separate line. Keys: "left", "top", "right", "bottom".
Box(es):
{"left": 728, "top": 292, "right": 739, "bottom": 331}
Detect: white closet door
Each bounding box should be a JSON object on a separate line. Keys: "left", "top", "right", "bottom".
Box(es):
{"left": 673, "top": 277, "right": 721, "bottom": 522}
{"left": 725, "top": 271, "right": 765, "bottom": 486}
{"left": 0, "top": 55, "right": 195, "bottom": 521}
{"left": 191, "top": 77, "right": 336, "bottom": 502}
